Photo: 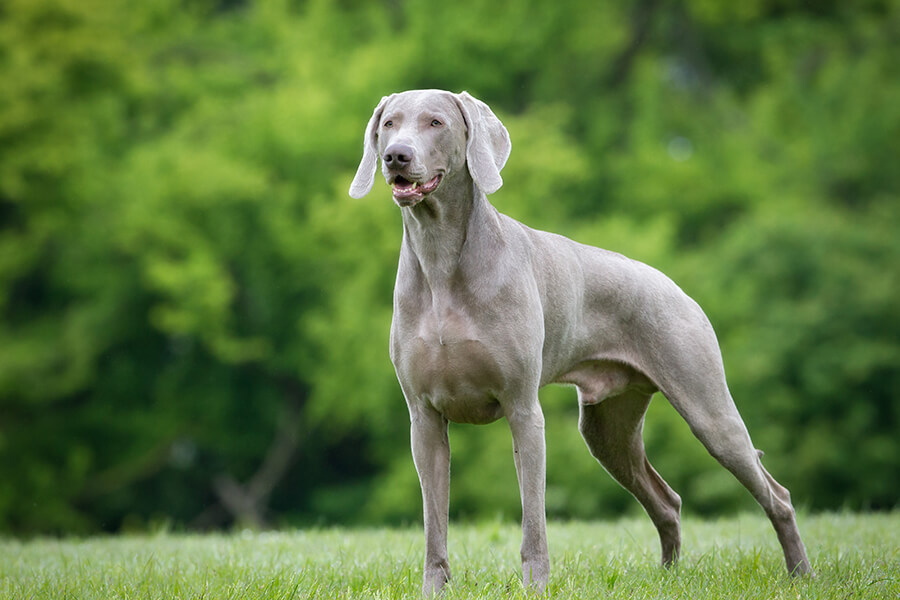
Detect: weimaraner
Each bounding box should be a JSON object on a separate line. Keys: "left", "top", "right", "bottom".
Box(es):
{"left": 349, "top": 89, "right": 812, "bottom": 594}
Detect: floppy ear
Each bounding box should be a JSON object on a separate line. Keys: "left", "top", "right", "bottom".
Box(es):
{"left": 453, "top": 91, "right": 511, "bottom": 195}
{"left": 349, "top": 95, "right": 391, "bottom": 199}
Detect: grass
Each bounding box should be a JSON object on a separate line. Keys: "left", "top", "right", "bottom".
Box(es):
{"left": 1, "top": 512, "right": 898, "bottom": 599}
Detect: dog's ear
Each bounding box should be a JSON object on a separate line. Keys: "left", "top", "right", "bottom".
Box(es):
{"left": 453, "top": 91, "right": 511, "bottom": 195}
{"left": 349, "top": 95, "right": 391, "bottom": 199}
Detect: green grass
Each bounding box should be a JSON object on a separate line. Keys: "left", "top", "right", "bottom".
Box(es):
{"left": 1, "top": 513, "right": 898, "bottom": 599}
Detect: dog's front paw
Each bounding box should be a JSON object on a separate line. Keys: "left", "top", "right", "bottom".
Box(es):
{"left": 422, "top": 563, "right": 450, "bottom": 596}
{"left": 522, "top": 558, "right": 549, "bottom": 594}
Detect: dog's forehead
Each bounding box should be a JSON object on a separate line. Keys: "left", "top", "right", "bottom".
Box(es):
{"left": 386, "top": 90, "right": 458, "bottom": 117}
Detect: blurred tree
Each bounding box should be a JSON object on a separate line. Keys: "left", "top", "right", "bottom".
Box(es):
{"left": 0, "top": 0, "right": 897, "bottom": 533}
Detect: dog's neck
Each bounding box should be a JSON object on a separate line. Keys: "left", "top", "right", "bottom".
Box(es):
{"left": 399, "top": 170, "right": 500, "bottom": 296}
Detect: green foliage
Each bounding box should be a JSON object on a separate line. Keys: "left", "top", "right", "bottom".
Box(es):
{"left": 0, "top": 0, "right": 897, "bottom": 533}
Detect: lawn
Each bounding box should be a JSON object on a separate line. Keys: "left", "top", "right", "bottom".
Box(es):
{"left": 2, "top": 512, "right": 897, "bottom": 599}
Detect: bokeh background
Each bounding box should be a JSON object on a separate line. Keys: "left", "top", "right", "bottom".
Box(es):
{"left": 1, "top": 0, "right": 898, "bottom": 535}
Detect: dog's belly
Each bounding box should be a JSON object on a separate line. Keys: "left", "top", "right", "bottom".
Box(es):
{"left": 401, "top": 336, "right": 506, "bottom": 425}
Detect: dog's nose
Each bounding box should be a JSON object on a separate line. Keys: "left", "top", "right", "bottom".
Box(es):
{"left": 383, "top": 144, "right": 414, "bottom": 169}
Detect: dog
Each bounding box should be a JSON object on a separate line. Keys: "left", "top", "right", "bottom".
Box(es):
{"left": 349, "top": 89, "right": 812, "bottom": 594}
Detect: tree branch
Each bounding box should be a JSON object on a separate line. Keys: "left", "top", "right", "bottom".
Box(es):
{"left": 202, "top": 378, "right": 305, "bottom": 528}
{"left": 606, "top": 0, "right": 660, "bottom": 88}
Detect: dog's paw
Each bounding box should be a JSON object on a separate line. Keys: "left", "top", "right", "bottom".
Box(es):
{"left": 522, "top": 558, "right": 549, "bottom": 594}
{"left": 422, "top": 564, "right": 450, "bottom": 596}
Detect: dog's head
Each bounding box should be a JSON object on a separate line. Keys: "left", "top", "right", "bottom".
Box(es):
{"left": 349, "top": 90, "right": 511, "bottom": 205}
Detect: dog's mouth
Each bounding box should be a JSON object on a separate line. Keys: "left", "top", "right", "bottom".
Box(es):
{"left": 392, "top": 174, "right": 442, "bottom": 206}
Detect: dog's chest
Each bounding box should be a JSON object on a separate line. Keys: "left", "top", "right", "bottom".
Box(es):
{"left": 393, "top": 307, "right": 507, "bottom": 424}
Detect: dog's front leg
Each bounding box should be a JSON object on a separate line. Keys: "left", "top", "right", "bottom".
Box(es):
{"left": 410, "top": 404, "right": 451, "bottom": 596}
{"left": 508, "top": 404, "right": 550, "bottom": 592}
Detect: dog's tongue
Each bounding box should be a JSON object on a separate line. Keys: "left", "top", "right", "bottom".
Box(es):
{"left": 420, "top": 174, "right": 441, "bottom": 193}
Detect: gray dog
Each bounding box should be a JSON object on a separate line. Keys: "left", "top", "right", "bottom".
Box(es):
{"left": 349, "top": 89, "right": 812, "bottom": 594}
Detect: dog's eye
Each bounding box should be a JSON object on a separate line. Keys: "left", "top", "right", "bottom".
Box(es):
{"left": 431, "top": 119, "right": 442, "bottom": 127}
{"left": 383, "top": 120, "right": 393, "bottom": 128}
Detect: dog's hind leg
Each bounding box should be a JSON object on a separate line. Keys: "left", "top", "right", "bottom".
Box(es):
{"left": 664, "top": 385, "right": 813, "bottom": 576}
{"left": 578, "top": 390, "right": 682, "bottom": 567}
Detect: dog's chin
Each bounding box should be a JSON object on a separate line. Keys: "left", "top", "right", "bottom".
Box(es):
{"left": 394, "top": 195, "right": 424, "bottom": 208}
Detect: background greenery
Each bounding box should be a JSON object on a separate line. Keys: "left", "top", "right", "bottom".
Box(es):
{"left": 0, "top": 0, "right": 897, "bottom": 535}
